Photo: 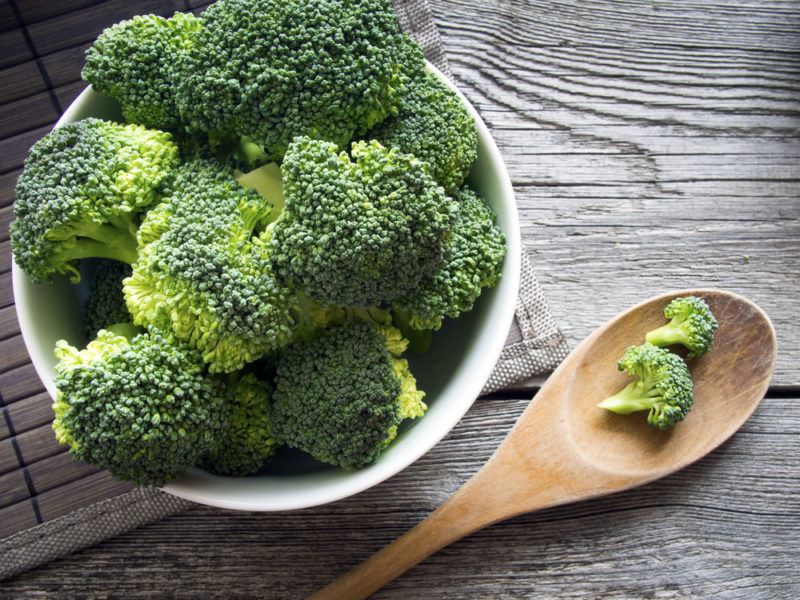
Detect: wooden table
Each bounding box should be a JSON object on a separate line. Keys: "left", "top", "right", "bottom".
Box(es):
{"left": 4, "top": 0, "right": 799, "bottom": 597}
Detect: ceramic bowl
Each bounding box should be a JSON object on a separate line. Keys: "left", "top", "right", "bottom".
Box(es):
{"left": 12, "top": 63, "right": 521, "bottom": 510}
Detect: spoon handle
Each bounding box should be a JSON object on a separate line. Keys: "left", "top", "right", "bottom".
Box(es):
{"left": 308, "top": 478, "right": 497, "bottom": 600}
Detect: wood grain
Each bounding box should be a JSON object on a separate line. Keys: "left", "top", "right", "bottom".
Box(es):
{"left": 3, "top": 393, "right": 798, "bottom": 598}
{"left": 430, "top": 0, "right": 800, "bottom": 388}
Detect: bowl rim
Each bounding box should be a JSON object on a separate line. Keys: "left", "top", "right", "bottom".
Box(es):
{"left": 12, "top": 61, "right": 521, "bottom": 511}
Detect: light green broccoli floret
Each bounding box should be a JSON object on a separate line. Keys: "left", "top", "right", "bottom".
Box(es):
{"left": 394, "top": 187, "right": 506, "bottom": 330}
{"left": 598, "top": 343, "right": 694, "bottom": 429}
{"left": 52, "top": 326, "right": 226, "bottom": 486}
{"left": 200, "top": 373, "right": 278, "bottom": 476}
{"left": 645, "top": 296, "right": 719, "bottom": 358}
{"left": 83, "top": 12, "right": 201, "bottom": 130}
{"left": 83, "top": 259, "right": 132, "bottom": 338}
{"left": 124, "top": 159, "right": 295, "bottom": 373}
{"left": 271, "top": 320, "right": 426, "bottom": 469}
{"left": 11, "top": 118, "right": 178, "bottom": 283}
{"left": 176, "top": 0, "right": 419, "bottom": 159}
{"left": 368, "top": 69, "right": 477, "bottom": 193}
{"left": 269, "top": 136, "right": 457, "bottom": 307}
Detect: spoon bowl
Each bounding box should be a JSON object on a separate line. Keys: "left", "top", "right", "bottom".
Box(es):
{"left": 311, "top": 289, "right": 776, "bottom": 600}
{"left": 566, "top": 289, "right": 776, "bottom": 477}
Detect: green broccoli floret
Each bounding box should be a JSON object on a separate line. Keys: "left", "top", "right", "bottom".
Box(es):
{"left": 52, "top": 326, "right": 226, "bottom": 486}
{"left": 645, "top": 296, "right": 719, "bottom": 358}
{"left": 271, "top": 320, "right": 426, "bottom": 469}
{"left": 199, "top": 373, "right": 278, "bottom": 476}
{"left": 11, "top": 119, "right": 178, "bottom": 283}
{"left": 367, "top": 70, "right": 477, "bottom": 193}
{"left": 83, "top": 260, "right": 132, "bottom": 337}
{"left": 269, "top": 137, "right": 457, "bottom": 307}
{"left": 176, "top": 0, "right": 419, "bottom": 159}
{"left": 394, "top": 187, "right": 506, "bottom": 330}
{"left": 83, "top": 13, "right": 201, "bottom": 130}
{"left": 598, "top": 343, "right": 694, "bottom": 429}
{"left": 124, "top": 158, "right": 294, "bottom": 373}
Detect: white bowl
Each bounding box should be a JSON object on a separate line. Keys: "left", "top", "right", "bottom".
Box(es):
{"left": 12, "top": 63, "right": 521, "bottom": 511}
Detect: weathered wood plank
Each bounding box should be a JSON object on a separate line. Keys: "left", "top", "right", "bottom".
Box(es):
{"left": 0, "top": 304, "right": 21, "bottom": 340}
{"left": 3, "top": 394, "right": 797, "bottom": 597}
{"left": 428, "top": 0, "right": 800, "bottom": 388}
{"left": 2, "top": 392, "right": 52, "bottom": 439}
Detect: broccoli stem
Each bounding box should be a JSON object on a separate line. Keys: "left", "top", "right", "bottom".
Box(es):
{"left": 68, "top": 220, "right": 139, "bottom": 265}
{"left": 597, "top": 381, "right": 660, "bottom": 415}
{"left": 645, "top": 322, "right": 683, "bottom": 348}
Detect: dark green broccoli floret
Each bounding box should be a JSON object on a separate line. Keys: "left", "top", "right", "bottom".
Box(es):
{"left": 11, "top": 118, "right": 178, "bottom": 283}
{"left": 83, "top": 260, "right": 132, "bottom": 338}
{"left": 270, "top": 137, "right": 457, "bottom": 307}
{"left": 52, "top": 326, "right": 226, "bottom": 486}
{"left": 394, "top": 187, "right": 506, "bottom": 330}
{"left": 124, "top": 158, "right": 294, "bottom": 373}
{"left": 645, "top": 296, "right": 719, "bottom": 358}
{"left": 598, "top": 343, "right": 694, "bottom": 429}
{"left": 83, "top": 13, "right": 201, "bottom": 130}
{"left": 200, "top": 373, "right": 278, "bottom": 476}
{"left": 367, "top": 69, "right": 477, "bottom": 193}
{"left": 271, "top": 320, "right": 426, "bottom": 469}
{"left": 176, "top": 0, "right": 419, "bottom": 159}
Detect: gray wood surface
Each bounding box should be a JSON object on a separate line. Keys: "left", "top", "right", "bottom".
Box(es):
{"left": 3, "top": 0, "right": 799, "bottom": 597}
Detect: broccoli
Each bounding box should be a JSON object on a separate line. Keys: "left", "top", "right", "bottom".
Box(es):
{"left": 83, "top": 13, "right": 201, "bottom": 130}
{"left": 52, "top": 325, "right": 226, "bottom": 486}
{"left": 199, "top": 373, "right": 278, "bottom": 476}
{"left": 11, "top": 118, "right": 179, "bottom": 283}
{"left": 83, "top": 259, "right": 132, "bottom": 338}
{"left": 645, "top": 296, "right": 719, "bottom": 358}
{"left": 176, "top": 0, "right": 418, "bottom": 159}
{"left": 597, "top": 343, "right": 694, "bottom": 429}
{"left": 368, "top": 69, "right": 477, "bottom": 194}
{"left": 124, "top": 158, "right": 294, "bottom": 373}
{"left": 394, "top": 187, "right": 506, "bottom": 330}
{"left": 271, "top": 320, "right": 426, "bottom": 469}
{"left": 269, "top": 136, "right": 457, "bottom": 307}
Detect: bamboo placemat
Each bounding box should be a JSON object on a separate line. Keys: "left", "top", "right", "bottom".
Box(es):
{"left": 0, "top": 0, "right": 569, "bottom": 573}
{"left": 0, "top": 0, "right": 219, "bottom": 543}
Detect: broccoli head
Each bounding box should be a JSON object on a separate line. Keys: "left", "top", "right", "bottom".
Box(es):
{"left": 177, "top": 0, "right": 418, "bottom": 159}
{"left": 11, "top": 118, "right": 178, "bottom": 283}
{"left": 598, "top": 343, "right": 694, "bottom": 429}
{"left": 52, "top": 326, "right": 226, "bottom": 486}
{"left": 83, "top": 259, "right": 132, "bottom": 338}
{"left": 199, "top": 373, "right": 278, "bottom": 476}
{"left": 394, "top": 187, "right": 506, "bottom": 330}
{"left": 124, "top": 159, "right": 294, "bottom": 373}
{"left": 270, "top": 137, "right": 457, "bottom": 307}
{"left": 271, "top": 320, "right": 426, "bottom": 469}
{"left": 83, "top": 13, "right": 201, "bottom": 130}
{"left": 368, "top": 69, "right": 477, "bottom": 193}
{"left": 645, "top": 295, "right": 719, "bottom": 358}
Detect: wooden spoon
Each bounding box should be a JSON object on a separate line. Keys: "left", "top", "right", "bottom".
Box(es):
{"left": 310, "top": 289, "right": 776, "bottom": 600}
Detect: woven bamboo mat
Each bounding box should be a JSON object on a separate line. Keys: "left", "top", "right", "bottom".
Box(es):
{"left": 0, "top": 0, "right": 220, "bottom": 543}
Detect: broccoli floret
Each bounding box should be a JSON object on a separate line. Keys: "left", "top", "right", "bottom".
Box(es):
{"left": 176, "top": 0, "right": 418, "bottom": 159}
{"left": 83, "top": 260, "right": 132, "bottom": 337}
{"left": 124, "top": 158, "right": 294, "bottom": 373}
{"left": 200, "top": 373, "right": 278, "bottom": 476}
{"left": 394, "top": 187, "right": 506, "bottom": 330}
{"left": 270, "top": 137, "right": 457, "bottom": 307}
{"left": 11, "top": 119, "right": 178, "bottom": 283}
{"left": 271, "top": 320, "right": 426, "bottom": 469}
{"left": 645, "top": 296, "right": 719, "bottom": 358}
{"left": 598, "top": 343, "right": 693, "bottom": 429}
{"left": 368, "top": 70, "right": 477, "bottom": 193}
{"left": 83, "top": 13, "right": 201, "bottom": 130}
{"left": 52, "top": 326, "right": 226, "bottom": 486}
